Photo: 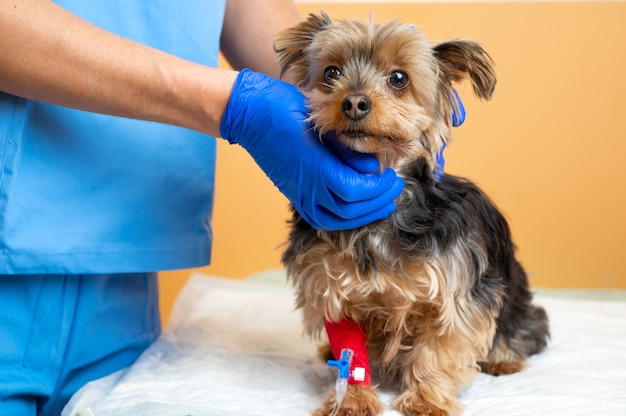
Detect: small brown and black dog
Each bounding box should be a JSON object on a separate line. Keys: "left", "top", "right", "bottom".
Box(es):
{"left": 277, "top": 12, "right": 549, "bottom": 416}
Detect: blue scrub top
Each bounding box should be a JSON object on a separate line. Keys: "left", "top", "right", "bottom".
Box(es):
{"left": 0, "top": 0, "right": 227, "bottom": 274}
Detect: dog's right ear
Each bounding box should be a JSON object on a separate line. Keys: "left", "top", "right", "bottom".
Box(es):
{"left": 273, "top": 12, "right": 332, "bottom": 84}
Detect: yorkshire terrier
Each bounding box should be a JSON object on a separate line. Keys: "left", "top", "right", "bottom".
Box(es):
{"left": 276, "top": 12, "right": 549, "bottom": 416}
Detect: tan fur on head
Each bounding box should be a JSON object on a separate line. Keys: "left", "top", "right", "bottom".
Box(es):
{"left": 273, "top": 12, "right": 333, "bottom": 83}
{"left": 273, "top": 12, "right": 496, "bottom": 174}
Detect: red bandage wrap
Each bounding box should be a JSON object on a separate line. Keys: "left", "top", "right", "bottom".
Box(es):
{"left": 324, "top": 318, "right": 371, "bottom": 386}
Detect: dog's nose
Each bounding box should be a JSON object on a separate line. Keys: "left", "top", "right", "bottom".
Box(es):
{"left": 341, "top": 95, "right": 371, "bottom": 120}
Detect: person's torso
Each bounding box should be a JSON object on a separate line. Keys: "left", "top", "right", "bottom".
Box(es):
{"left": 0, "top": 0, "right": 227, "bottom": 273}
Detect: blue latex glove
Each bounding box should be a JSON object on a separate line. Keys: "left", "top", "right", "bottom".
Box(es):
{"left": 435, "top": 88, "right": 467, "bottom": 180}
{"left": 220, "top": 69, "right": 405, "bottom": 230}
{"left": 451, "top": 88, "right": 466, "bottom": 128}
{"left": 323, "top": 131, "right": 381, "bottom": 174}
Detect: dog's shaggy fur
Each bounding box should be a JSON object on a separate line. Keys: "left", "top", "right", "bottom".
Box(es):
{"left": 276, "top": 12, "right": 549, "bottom": 416}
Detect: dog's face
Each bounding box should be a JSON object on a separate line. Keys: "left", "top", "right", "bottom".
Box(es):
{"left": 274, "top": 12, "right": 496, "bottom": 173}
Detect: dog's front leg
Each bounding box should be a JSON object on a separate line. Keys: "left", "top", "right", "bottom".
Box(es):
{"left": 392, "top": 333, "right": 479, "bottom": 416}
{"left": 314, "top": 318, "right": 384, "bottom": 415}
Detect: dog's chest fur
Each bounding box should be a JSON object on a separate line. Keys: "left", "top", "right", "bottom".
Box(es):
{"left": 282, "top": 160, "right": 498, "bottom": 340}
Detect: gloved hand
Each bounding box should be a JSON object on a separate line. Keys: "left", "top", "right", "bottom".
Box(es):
{"left": 435, "top": 88, "right": 467, "bottom": 180}
{"left": 322, "top": 131, "right": 381, "bottom": 174}
{"left": 451, "top": 88, "right": 466, "bottom": 128}
{"left": 220, "top": 69, "right": 405, "bottom": 231}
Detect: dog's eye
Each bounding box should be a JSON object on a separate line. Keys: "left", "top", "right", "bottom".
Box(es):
{"left": 324, "top": 66, "right": 342, "bottom": 84}
{"left": 388, "top": 71, "right": 409, "bottom": 90}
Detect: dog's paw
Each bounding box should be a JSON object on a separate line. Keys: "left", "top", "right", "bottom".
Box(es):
{"left": 394, "top": 393, "right": 455, "bottom": 416}
{"left": 313, "top": 385, "right": 384, "bottom": 416}
{"left": 395, "top": 400, "right": 448, "bottom": 416}
{"left": 479, "top": 360, "right": 526, "bottom": 376}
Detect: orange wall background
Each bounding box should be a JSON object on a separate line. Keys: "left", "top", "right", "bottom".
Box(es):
{"left": 160, "top": 1, "right": 626, "bottom": 322}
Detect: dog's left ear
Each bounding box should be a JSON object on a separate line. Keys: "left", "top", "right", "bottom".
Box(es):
{"left": 434, "top": 40, "right": 497, "bottom": 100}
{"left": 273, "top": 12, "right": 333, "bottom": 84}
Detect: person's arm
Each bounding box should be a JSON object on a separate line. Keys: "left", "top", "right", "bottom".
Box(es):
{"left": 220, "top": 0, "right": 301, "bottom": 78}
{"left": 0, "top": 0, "right": 232, "bottom": 137}
{"left": 0, "top": 0, "right": 405, "bottom": 230}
